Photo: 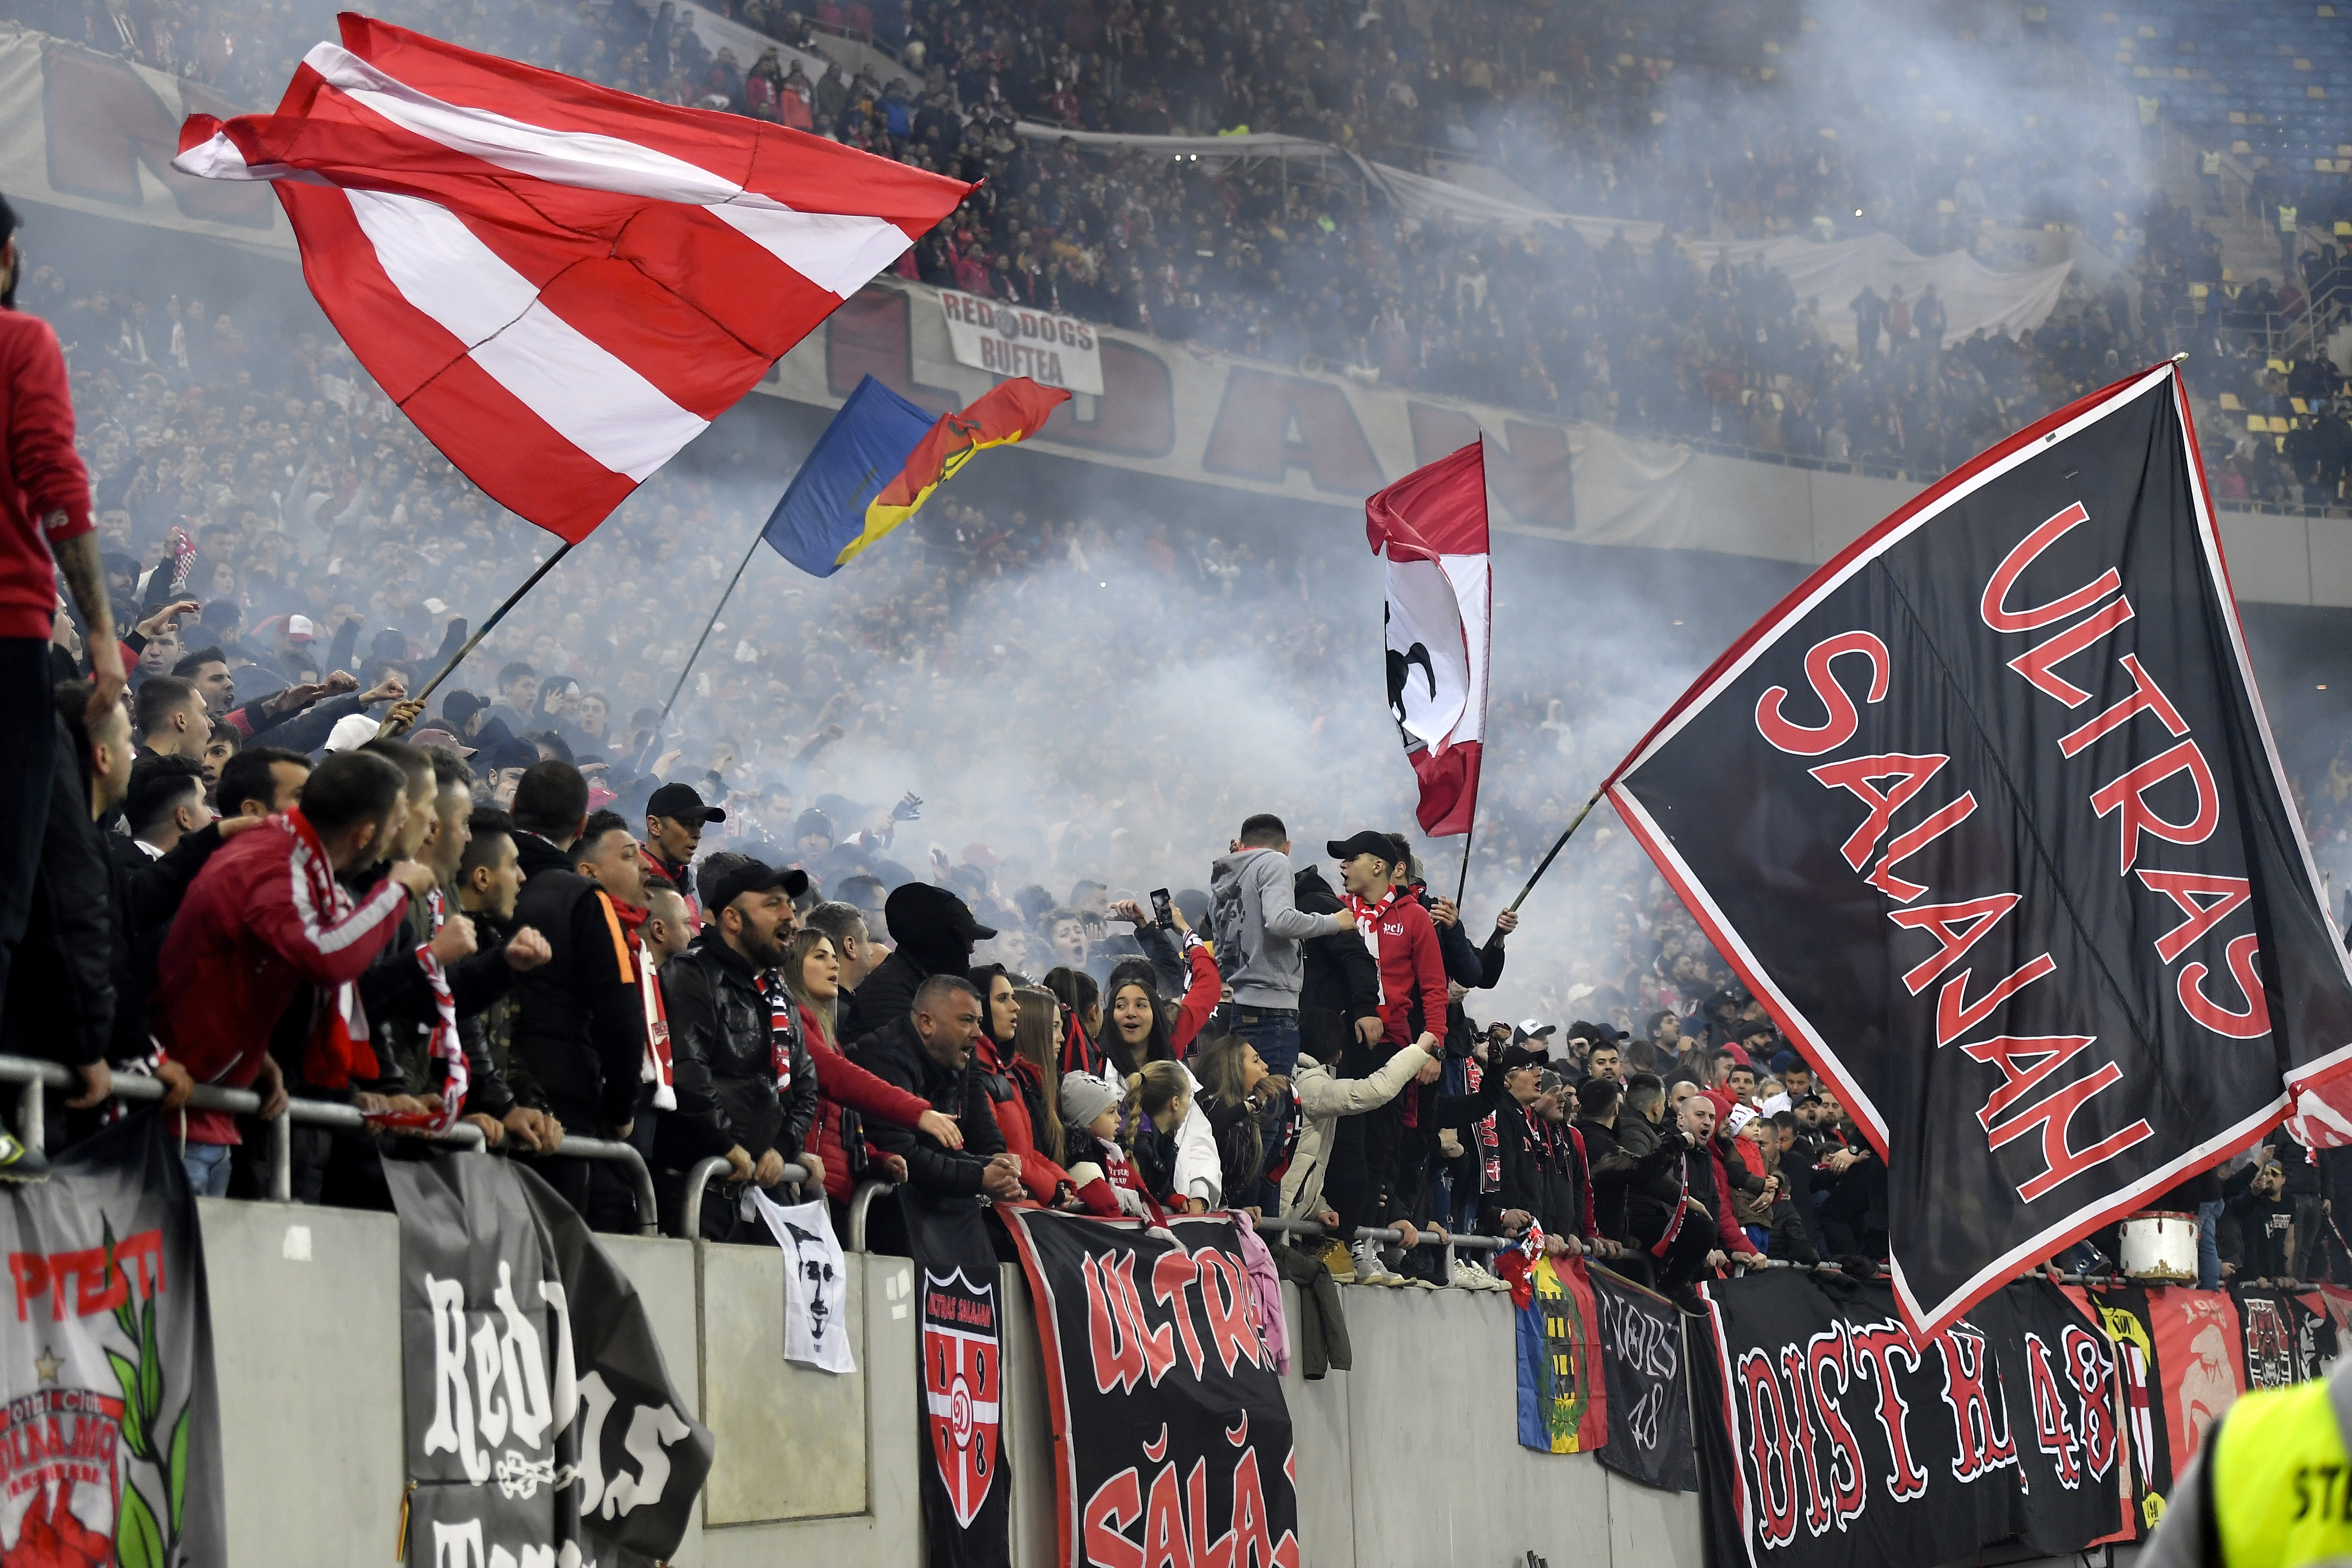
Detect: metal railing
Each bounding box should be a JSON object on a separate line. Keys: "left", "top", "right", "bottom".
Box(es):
{"left": 682, "top": 1154, "right": 814, "bottom": 1238}
{"left": 0, "top": 1055, "right": 659, "bottom": 1236}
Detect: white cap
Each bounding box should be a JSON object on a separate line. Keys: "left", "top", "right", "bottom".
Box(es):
{"left": 324, "top": 713, "right": 378, "bottom": 752}
{"left": 283, "top": 614, "right": 316, "bottom": 641}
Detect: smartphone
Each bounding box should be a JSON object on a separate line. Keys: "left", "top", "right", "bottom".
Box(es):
{"left": 1150, "top": 887, "right": 1173, "bottom": 929}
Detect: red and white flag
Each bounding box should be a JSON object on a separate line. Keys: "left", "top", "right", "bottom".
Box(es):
{"left": 1367, "top": 441, "right": 1491, "bottom": 837}
{"left": 174, "top": 15, "right": 972, "bottom": 542}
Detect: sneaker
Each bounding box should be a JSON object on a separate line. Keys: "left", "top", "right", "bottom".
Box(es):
{"left": 1351, "top": 1239, "right": 1402, "bottom": 1285}
{"left": 1320, "top": 1239, "right": 1357, "bottom": 1284}
{"left": 1452, "top": 1260, "right": 1497, "bottom": 1292}
{"left": 0, "top": 1133, "right": 50, "bottom": 1184}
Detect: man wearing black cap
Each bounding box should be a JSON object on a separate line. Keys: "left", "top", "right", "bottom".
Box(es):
{"left": 839, "top": 882, "right": 996, "bottom": 1043}
{"left": 655, "top": 855, "right": 817, "bottom": 1239}
{"left": 642, "top": 781, "right": 724, "bottom": 929}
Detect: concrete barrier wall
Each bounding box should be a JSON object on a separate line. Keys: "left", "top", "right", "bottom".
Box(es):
{"left": 204, "top": 1199, "right": 1703, "bottom": 1568}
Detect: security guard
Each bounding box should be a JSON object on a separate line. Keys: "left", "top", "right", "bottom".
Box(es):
{"left": 2142, "top": 1361, "right": 2352, "bottom": 1568}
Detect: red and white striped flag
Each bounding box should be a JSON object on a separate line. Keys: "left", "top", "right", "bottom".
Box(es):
{"left": 174, "top": 15, "right": 972, "bottom": 543}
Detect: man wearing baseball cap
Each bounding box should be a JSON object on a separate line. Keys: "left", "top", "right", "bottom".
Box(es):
{"left": 656, "top": 854, "right": 816, "bottom": 1238}
{"left": 642, "top": 781, "right": 725, "bottom": 928}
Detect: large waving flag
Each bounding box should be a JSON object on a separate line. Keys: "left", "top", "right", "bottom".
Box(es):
{"left": 1367, "top": 441, "right": 1492, "bottom": 836}
{"left": 173, "top": 14, "right": 972, "bottom": 543}
{"left": 762, "top": 375, "right": 1069, "bottom": 577}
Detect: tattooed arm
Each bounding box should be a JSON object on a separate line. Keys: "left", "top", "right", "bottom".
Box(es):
{"left": 50, "top": 523, "right": 123, "bottom": 725}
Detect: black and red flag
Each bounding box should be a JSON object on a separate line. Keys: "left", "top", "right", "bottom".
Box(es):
{"left": 1605, "top": 361, "right": 2352, "bottom": 1337}
{"left": 1368, "top": 441, "right": 1492, "bottom": 836}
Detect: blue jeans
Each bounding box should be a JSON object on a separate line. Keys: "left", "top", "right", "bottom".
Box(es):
{"left": 2197, "top": 1198, "right": 2224, "bottom": 1290}
{"left": 183, "top": 1143, "right": 231, "bottom": 1198}
{"left": 1228, "top": 1009, "right": 1301, "bottom": 1078}
{"left": 1228, "top": 1010, "right": 1301, "bottom": 1207}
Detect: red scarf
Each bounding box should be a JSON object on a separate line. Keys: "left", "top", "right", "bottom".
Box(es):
{"left": 1340, "top": 885, "right": 1404, "bottom": 940}
{"left": 756, "top": 973, "right": 797, "bottom": 1092}
{"left": 408, "top": 887, "right": 467, "bottom": 1133}
{"left": 610, "top": 898, "right": 674, "bottom": 1109}
{"left": 286, "top": 809, "right": 379, "bottom": 1091}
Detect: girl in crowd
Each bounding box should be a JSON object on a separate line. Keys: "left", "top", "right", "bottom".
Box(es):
{"left": 1045, "top": 966, "right": 1105, "bottom": 1077}
{"left": 1099, "top": 899, "right": 1220, "bottom": 1075}
{"left": 1118, "top": 1060, "right": 1196, "bottom": 1215}
{"left": 1060, "top": 1071, "right": 1158, "bottom": 1222}
{"left": 780, "top": 928, "right": 965, "bottom": 1220}
{"left": 971, "top": 964, "right": 1108, "bottom": 1211}
{"left": 1187, "top": 1034, "right": 1299, "bottom": 1211}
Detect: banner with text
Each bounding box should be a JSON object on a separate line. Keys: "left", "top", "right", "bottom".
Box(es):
{"left": 1694, "top": 1270, "right": 2122, "bottom": 1568}
{"left": 388, "top": 1154, "right": 711, "bottom": 1568}
{"left": 1609, "top": 364, "right": 2352, "bottom": 1336}
{"left": 1000, "top": 1207, "right": 1300, "bottom": 1568}
{"left": 1592, "top": 1266, "right": 1698, "bottom": 1491}
{"left": 0, "top": 1116, "right": 224, "bottom": 1568}
{"left": 904, "top": 1187, "right": 1013, "bottom": 1568}
{"left": 935, "top": 289, "right": 1105, "bottom": 395}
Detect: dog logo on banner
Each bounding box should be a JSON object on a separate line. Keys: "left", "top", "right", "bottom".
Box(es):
{"left": 922, "top": 1266, "right": 1002, "bottom": 1528}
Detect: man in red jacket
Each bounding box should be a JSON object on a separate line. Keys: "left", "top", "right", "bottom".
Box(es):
{"left": 1326, "top": 828, "right": 1448, "bottom": 1281}
{"left": 153, "top": 749, "right": 436, "bottom": 1195}
{"left": 0, "top": 196, "right": 123, "bottom": 1010}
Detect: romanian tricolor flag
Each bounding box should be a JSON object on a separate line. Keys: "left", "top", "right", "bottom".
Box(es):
{"left": 762, "top": 373, "right": 1069, "bottom": 577}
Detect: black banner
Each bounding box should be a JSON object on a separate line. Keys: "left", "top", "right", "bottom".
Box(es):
{"left": 387, "top": 1153, "right": 712, "bottom": 1568}
{"left": 1694, "top": 1270, "right": 2121, "bottom": 1568}
{"left": 0, "top": 1116, "right": 223, "bottom": 1567}
{"left": 1609, "top": 363, "right": 2352, "bottom": 1335}
{"left": 902, "top": 1187, "right": 1012, "bottom": 1568}
{"left": 1592, "top": 1266, "right": 1697, "bottom": 1492}
{"left": 2231, "top": 1287, "right": 2337, "bottom": 1388}
{"left": 999, "top": 1208, "right": 1300, "bottom": 1568}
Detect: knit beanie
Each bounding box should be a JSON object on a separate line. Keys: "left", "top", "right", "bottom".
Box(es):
{"left": 1060, "top": 1071, "right": 1120, "bottom": 1132}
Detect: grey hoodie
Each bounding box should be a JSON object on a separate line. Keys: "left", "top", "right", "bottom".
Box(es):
{"left": 1208, "top": 846, "right": 1345, "bottom": 1009}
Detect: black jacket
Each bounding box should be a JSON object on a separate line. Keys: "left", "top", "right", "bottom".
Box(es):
{"left": 656, "top": 929, "right": 816, "bottom": 1168}
{"left": 1577, "top": 1116, "right": 1642, "bottom": 1243}
{"left": 850, "top": 1015, "right": 1005, "bottom": 1197}
{"left": 839, "top": 889, "right": 976, "bottom": 1042}
{"left": 1620, "top": 1114, "right": 1695, "bottom": 1236}
{"left": 101, "top": 824, "right": 227, "bottom": 1062}
{"left": 0, "top": 725, "right": 114, "bottom": 1067}
{"left": 2222, "top": 1164, "right": 2295, "bottom": 1279}
{"left": 359, "top": 887, "right": 520, "bottom": 1118}
{"left": 1295, "top": 866, "right": 1379, "bottom": 1065}
{"left": 509, "top": 831, "right": 645, "bottom": 1131}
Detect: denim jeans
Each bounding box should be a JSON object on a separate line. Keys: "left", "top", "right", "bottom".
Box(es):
{"left": 1228, "top": 1009, "right": 1301, "bottom": 1078}
{"left": 183, "top": 1143, "right": 231, "bottom": 1198}
{"left": 2196, "top": 1198, "right": 2224, "bottom": 1290}
{"left": 1228, "top": 1010, "right": 1301, "bottom": 1208}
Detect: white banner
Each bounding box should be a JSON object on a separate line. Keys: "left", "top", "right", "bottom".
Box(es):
{"left": 934, "top": 288, "right": 1104, "bottom": 394}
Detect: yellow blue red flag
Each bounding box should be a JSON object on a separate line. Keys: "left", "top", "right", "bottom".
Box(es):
{"left": 762, "top": 374, "right": 1069, "bottom": 577}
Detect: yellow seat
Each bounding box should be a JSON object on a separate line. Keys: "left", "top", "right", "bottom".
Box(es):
{"left": 2221, "top": 392, "right": 2243, "bottom": 410}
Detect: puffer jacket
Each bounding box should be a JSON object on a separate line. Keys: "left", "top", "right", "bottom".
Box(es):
{"left": 655, "top": 929, "right": 816, "bottom": 1168}
{"left": 1278, "top": 1045, "right": 1429, "bottom": 1220}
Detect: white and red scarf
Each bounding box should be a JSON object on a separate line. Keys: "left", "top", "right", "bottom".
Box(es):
{"left": 284, "top": 808, "right": 382, "bottom": 1091}
{"left": 409, "top": 887, "right": 468, "bottom": 1132}
{"left": 1340, "top": 886, "right": 1405, "bottom": 963}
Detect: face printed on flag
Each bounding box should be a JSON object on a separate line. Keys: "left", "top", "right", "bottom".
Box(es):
{"left": 171, "top": 16, "right": 971, "bottom": 544}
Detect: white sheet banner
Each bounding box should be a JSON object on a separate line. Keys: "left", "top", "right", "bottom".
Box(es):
{"left": 934, "top": 288, "right": 1104, "bottom": 394}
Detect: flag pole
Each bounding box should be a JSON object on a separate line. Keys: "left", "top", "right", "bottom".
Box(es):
{"left": 1504, "top": 784, "right": 1606, "bottom": 914}
{"left": 1454, "top": 822, "right": 1474, "bottom": 905}
{"left": 642, "top": 522, "right": 767, "bottom": 763}
{"left": 378, "top": 542, "right": 572, "bottom": 738}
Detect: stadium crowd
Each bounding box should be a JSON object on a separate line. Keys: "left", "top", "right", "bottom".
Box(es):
{"left": 5, "top": 169, "right": 2350, "bottom": 1296}
{"left": 27, "top": 0, "right": 2352, "bottom": 507}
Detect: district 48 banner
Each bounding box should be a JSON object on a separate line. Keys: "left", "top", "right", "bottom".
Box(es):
{"left": 999, "top": 1208, "right": 1300, "bottom": 1568}
{"left": 1606, "top": 361, "right": 2352, "bottom": 1336}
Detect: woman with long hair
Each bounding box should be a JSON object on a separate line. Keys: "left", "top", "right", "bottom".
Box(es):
{"left": 969, "top": 964, "right": 1101, "bottom": 1210}
{"left": 1098, "top": 899, "right": 1220, "bottom": 1078}
{"left": 784, "top": 928, "right": 966, "bottom": 1209}
{"left": 1045, "top": 966, "right": 1105, "bottom": 1076}
{"left": 1187, "top": 1033, "right": 1298, "bottom": 1207}
{"left": 1117, "top": 1060, "right": 1195, "bottom": 1211}
{"left": 1010, "top": 987, "right": 1066, "bottom": 1165}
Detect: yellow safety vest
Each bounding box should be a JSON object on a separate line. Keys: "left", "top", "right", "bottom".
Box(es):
{"left": 2204, "top": 151, "right": 2224, "bottom": 175}
{"left": 2281, "top": 204, "right": 2300, "bottom": 233}
{"left": 2213, "top": 1379, "right": 2352, "bottom": 1568}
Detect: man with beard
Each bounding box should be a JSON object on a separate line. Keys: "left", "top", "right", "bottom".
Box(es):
{"left": 656, "top": 857, "right": 817, "bottom": 1239}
